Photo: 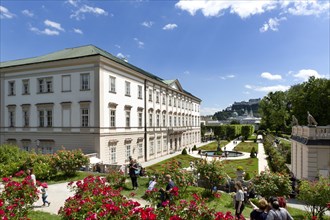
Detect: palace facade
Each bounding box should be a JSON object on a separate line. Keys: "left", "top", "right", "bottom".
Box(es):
{"left": 0, "top": 45, "right": 201, "bottom": 164}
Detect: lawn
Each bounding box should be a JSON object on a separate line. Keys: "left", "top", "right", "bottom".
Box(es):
{"left": 198, "top": 140, "right": 228, "bottom": 151}
{"left": 28, "top": 211, "right": 61, "bottom": 220}
{"left": 233, "top": 141, "right": 258, "bottom": 153}
{"left": 222, "top": 158, "right": 258, "bottom": 179}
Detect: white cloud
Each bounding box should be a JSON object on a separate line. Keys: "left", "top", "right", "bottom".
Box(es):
{"left": 219, "top": 74, "right": 235, "bottom": 80}
{"left": 29, "top": 26, "right": 59, "bottom": 36}
{"left": 261, "top": 72, "right": 282, "bottom": 80}
{"left": 73, "top": 28, "right": 83, "bottom": 34}
{"left": 67, "top": 0, "right": 79, "bottom": 7}
{"left": 176, "top": 0, "right": 329, "bottom": 19}
{"left": 200, "top": 107, "right": 221, "bottom": 116}
{"left": 115, "top": 44, "right": 121, "bottom": 49}
{"left": 116, "top": 53, "right": 130, "bottom": 62}
{"left": 183, "top": 70, "right": 190, "bottom": 75}
{"left": 44, "top": 20, "right": 65, "bottom": 31}
{"left": 175, "top": 0, "right": 277, "bottom": 18}
{"left": 141, "top": 21, "right": 154, "bottom": 28}
{"left": 163, "top": 23, "right": 178, "bottom": 30}
{"left": 70, "top": 4, "right": 108, "bottom": 20}
{"left": 245, "top": 84, "right": 290, "bottom": 92}
{"left": 134, "top": 38, "right": 144, "bottom": 48}
{"left": 260, "top": 17, "right": 286, "bottom": 32}
{"left": 22, "top": 9, "right": 34, "bottom": 17}
{"left": 0, "top": 5, "right": 15, "bottom": 19}
{"left": 286, "top": 1, "right": 330, "bottom": 16}
{"left": 293, "top": 69, "right": 323, "bottom": 81}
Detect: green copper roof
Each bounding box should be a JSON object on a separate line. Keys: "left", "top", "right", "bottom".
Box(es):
{"left": 0, "top": 45, "right": 200, "bottom": 101}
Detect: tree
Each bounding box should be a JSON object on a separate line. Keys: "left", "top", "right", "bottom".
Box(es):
{"left": 241, "top": 125, "right": 253, "bottom": 140}
{"left": 297, "top": 177, "right": 330, "bottom": 219}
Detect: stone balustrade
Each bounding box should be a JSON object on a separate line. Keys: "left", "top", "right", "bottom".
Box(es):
{"left": 292, "top": 126, "right": 330, "bottom": 140}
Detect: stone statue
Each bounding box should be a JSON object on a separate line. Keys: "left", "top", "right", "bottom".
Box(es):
{"left": 292, "top": 115, "right": 299, "bottom": 126}
{"left": 307, "top": 111, "right": 318, "bottom": 126}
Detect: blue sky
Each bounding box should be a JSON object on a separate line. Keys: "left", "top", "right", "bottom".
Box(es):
{"left": 1, "top": 0, "right": 329, "bottom": 115}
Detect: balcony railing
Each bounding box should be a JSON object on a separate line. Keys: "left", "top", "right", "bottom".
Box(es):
{"left": 292, "top": 126, "right": 330, "bottom": 140}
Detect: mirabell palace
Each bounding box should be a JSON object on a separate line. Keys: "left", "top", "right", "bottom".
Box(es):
{"left": 0, "top": 45, "right": 201, "bottom": 164}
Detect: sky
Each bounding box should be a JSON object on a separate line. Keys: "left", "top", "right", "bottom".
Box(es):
{"left": 1, "top": 0, "right": 329, "bottom": 116}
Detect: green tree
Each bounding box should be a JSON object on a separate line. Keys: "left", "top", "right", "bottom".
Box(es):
{"left": 259, "top": 91, "right": 290, "bottom": 133}
{"left": 287, "top": 77, "right": 330, "bottom": 126}
{"left": 297, "top": 177, "right": 330, "bottom": 219}
{"left": 241, "top": 125, "right": 253, "bottom": 140}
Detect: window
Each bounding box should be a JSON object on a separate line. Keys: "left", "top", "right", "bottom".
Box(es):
{"left": 174, "top": 98, "right": 176, "bottom": 107}
{"left": 162, "top": 114, "right": 166, "bottom": 127}
{"left": 163, "top": 139, "right": 167, "bottom": 152}
{"left": 125, "top": 111, "right": 130, "bottom": 127}
{"left": 80, "top": 73, "right": 90, "bottom": 90}
{"left": 109, "top": 76, "right": 116, "bottom": 93}
{"left": 62, "top": 75, "right": 71, "bottom": 92}
{"left": 110, "top": 110, "right": 116, "bottom": 127}
{"left": 149, "top": 113, "right": 153, "bottom": 127}
{"left": 149, "top": 140, "right": 154, "bottom": 155}
{"left": 23, "top": 109, "right": 29, "bottom": 127}
{"left": 81, "top": 108, "right": 89, "bottom": 127}
{"left": 156, "top": 91, "right": 159, "bottom": 103}
{"left": 39, "top": 110, "right": 44, "bottom": 127}
{"left": 37, "top": 104, "right": 54, "bottom": 128}
{"left": 38, "top": 77, "right": 53, "bottom": 93}
{"left": 8, "top": 81, "right": 15, "bottom": 96}
{"left": 126, "top": 145, "right": 131, "bottom": 161}
{"left": 110, "top": 146, "right": 116, "bottom": 164}
{"left": 156, "top": 114, "right": 160, "bottom": 127}
{"left": 157, "top": 140, "right": 161, "bottom": 153}
{"left": 162, "top": 95, "right": 166, "bottom": 105}
{"left": 22, "top": 79, "right": 29, "bottom": 95}
{"left": 125, "top": 81, "right": 131, "bottom": 96}
{"left": 149, "top": 89, "right": 152, "bottom": 101}
{"left": 174, "top": 116, "right": 177, "bottom": 127}
{"left": 138, "top": 143, "right": 143, "bottom": 158}
{"left": 138, "top": 112, "right": 143, "bottom": 127}
{"left": 138, "top": 85, "right": 142, "bottom": 99}
{"left": 9, "top": 110, "right": 15, "bottom": 127}
{"left": 169, "top": 96, "right": 172, "bottom": 106}
{"left": 169, "top": 115, "right": 172, "bottom": 127}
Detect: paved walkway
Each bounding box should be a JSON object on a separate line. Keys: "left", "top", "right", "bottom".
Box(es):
{"left": 28, "top": 139, "right": 328, "bottom": 216}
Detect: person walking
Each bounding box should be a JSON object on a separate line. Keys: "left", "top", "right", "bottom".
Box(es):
{"left": 234, "top": 181, "right": 245, "bottom": 219}
{"left": 40, "top": 182, "right": 50, "bottom": 206}
{"left": 249, "top": 198, "right": 268, "bottom": 220}
{"left": 266, "top": 197, "right": 293, "bottom": 220}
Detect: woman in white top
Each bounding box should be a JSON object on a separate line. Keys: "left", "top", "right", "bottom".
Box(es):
{"left": 27, "top": 168, "right": 36, "bottom": 186}
{"left": 234, "top": 181, "right": 245, "bottom": 219}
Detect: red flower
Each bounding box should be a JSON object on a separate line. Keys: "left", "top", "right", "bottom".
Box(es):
{"left": 312, "top": 216, "right": 317, "bottom": 220}
{"left": 170, "top": 215, "right": 183, "bottom": 220}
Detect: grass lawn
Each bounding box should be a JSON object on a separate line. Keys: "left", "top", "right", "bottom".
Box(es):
{"left": 198, "top": 141, "right": 228, "bottom": 151}
{"left": 247, "top": 134, "right": 257, "bottom": 141}
{"left": 222, "top": 158, "right": 258, "bottom": 179}
{"left": 28, "top": 211, "right": 61, "bottom": 220}
{"left": 234, "top": 141, "right": 258, "bottom": 153}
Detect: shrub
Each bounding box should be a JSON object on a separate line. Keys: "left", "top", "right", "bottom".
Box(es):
{"left": 245, "top": 172, "right": 251, "bottom": 181}
{"left": 250, "top": 147, "right": 256, "bottom": 158}
{"left": 106, "top": 170, "right": 127, "bottom": 189}
{"left": 53, "top": 148, "right": 89, "bottom": 176}
{"left": 24, "top": 153, "right": 57, "bottom": 180}
{"left": 252, "top": 170, "right": 291, "bottom": 199}
{"left": 192, "top": 145, "right": 197, "bottom": 151}
{"left": 297, "top": 177, "right": 330, "bottom": 219}
{"left": 0, "top": 175, "right": 39, "bottom": 219}
{"left": 182, "top": 148, "right": 188, "bottom": 155}
{"left": 0, "top": 145, "right": 29, "bottom": 177}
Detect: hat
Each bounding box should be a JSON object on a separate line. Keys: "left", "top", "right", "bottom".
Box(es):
{"left": 41, "top": 182, "right": 48, "bottom": 188}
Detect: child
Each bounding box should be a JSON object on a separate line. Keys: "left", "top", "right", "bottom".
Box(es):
{"left": 41, "top": 182, "right": 50, "bottom": 206}
{"left": 147, "top": 176, "right": 157, "bottom": 191}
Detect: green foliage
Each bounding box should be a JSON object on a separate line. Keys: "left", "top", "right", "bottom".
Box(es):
{"left": 192, "top": 145, "right": 197, "bottom": 151}
{"left": 252, "top": 171, "right": 292, "bottom": 199}
{"left": 106, "top": 170, "right": 127, "bottom": 189}
{"left": 0, "top": 145, "right": 29, "bottom": 177}
{"left": 244, "top": 172, "right": 251, "bottom": 181}
{"left": 250, "top": 147, "right": 257, "bottom": 158}
{"left": 242, "top": 125, "right": 254, "bottom": 140}
{"left": 182, "top": 148, "right": 188, "bottom": 155}
{"left": 24, "top": 153, "right": 57, "bottom": 180}
{"left": 297, "top": 177, "right": 330, "bottom": 219}
{"left": 53, "top": 148, "right": 89, "bottom": 176}
{"left": 195, "top": 159, "right": 227, "bottom": 193}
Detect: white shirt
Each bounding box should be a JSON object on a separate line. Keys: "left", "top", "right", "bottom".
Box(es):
{"left": 147, "top": 180, "right": 157, "bottom": 191}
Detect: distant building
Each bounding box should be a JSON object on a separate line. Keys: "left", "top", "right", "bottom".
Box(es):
{"left": 0, "top": 45, "right": 201, "bottom": 165}
{"left": 291, "top": 126, "right": 330, "bottom": 180}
